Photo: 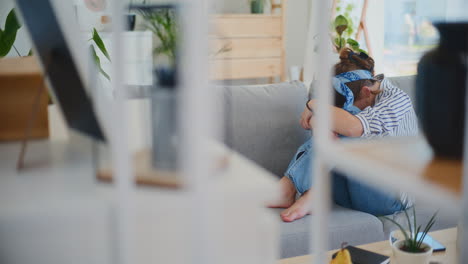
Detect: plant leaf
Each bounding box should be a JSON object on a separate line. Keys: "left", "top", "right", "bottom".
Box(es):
{"left": 90, "top": 45, "right": 110, "bottom": 80}
{"left": 358, "top": 48, "right": 368, "bottom": 55}
{"left": 334, "top": 15, "right": 348, "bottom": 36}
{"left": 381, "top": 216, "right": 410, "bottom": 243}
{"left": 346, "top": 38, "right": 360, "bottom": 50}
{"left": 0, "top": 9, "right": 22, "bottom": 57}
{"left": 92, "top": 28, "right": 111, "bottom": 62}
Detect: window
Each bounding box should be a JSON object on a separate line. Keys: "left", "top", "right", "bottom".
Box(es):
{"left": 383, "top": 0, "right": 448, "bottom": 76}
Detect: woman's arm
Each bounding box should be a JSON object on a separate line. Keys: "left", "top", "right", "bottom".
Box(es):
{"left": 305, "top": 99, "right": 363, "bottom": 137}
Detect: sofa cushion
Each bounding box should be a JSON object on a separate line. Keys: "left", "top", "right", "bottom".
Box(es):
{"left": 388, "top": 76, "right": 417, "bottom": 110}
{"left": 223, "top": 81, "right": 310, "bottom": 177}
{"left": 273, "top": 205, "right": 384, "bottom": 258}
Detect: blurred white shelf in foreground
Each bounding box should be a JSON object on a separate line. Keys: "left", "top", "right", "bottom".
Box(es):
{"left": 319, "top": 136, "right": 462, "bottom": 213}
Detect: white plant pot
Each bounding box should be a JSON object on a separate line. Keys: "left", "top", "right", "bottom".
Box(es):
{"left": 392, "top": 240, "right": 433, "bottom": 264}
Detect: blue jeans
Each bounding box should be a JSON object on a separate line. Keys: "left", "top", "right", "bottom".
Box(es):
{"left": 285, "top": 138, "right": 403, "bottom": 216}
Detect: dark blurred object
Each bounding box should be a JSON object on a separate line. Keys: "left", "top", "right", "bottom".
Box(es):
{"left": 16, "top": 0, "right": 105, "bottom": 141}
{"left": 250, "top": 0, "right": 264, "bottom": 14}
{"left": 154, "top": 67, "right": 176, "bottom": 88}
{"left": 126, "top": 13, "right": 136, "bottom": 31}
{"left": 416, "top": 22, "right": 468, "bottom": 159}
{"left": 151, "top": 87, "right": 177, "bottom": 170}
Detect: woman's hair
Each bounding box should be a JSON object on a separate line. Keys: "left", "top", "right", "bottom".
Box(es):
{"left": 333, "top": 48, "right": 376, "bottom": 108}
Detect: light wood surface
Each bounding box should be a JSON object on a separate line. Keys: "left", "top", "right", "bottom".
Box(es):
{"left": 210, "top": 1, "right": 286, "bottom": 81}
{"left": 279, "top": 228, "right": 458, "bottom": 264}
{"left": 0, "top": 57, "right": 49, "bottom": 141}
{"left": 212, "top": 15, "right": 282, "bottom": 38}
{"left": 97, "top": 146, "right": 230, "bottom": 189}
{"left": 97, "top": 149, "right": 183, "bottom": 188}
{"left": 211, "top": 38, "right": 282, "bottom": 59}
{"left": 211, "top": 58, "right": 282, "bottom": 80}
{"left": 0, "top": 56, "right": 42, "bottom": 76}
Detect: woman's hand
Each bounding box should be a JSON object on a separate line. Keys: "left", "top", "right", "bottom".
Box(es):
{"left": 300, "top": 105, "right": 313, "bottom": 130}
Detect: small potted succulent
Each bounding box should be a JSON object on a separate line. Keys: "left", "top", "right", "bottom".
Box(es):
{"left": 383, "top": 206, "right": 437, "bottom": 264}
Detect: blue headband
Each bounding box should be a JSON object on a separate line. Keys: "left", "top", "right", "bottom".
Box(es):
{"left": 333, "top": 70, "right": 374, "bottom": 114}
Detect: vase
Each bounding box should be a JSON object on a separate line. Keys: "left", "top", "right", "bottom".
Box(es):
{"left": 250, "top": 0, "right": 264, "bottom": 14}
{"left": 392, "top": 240, "right": 432, "bottom": 264}
{"left": 126, "top": 13, "right": 136, "bottom": 31}
{"left": 416, "top": 23, "right": 468, "bottom": 159}
{"left": 151, "top": 67, "right": 178, "bottom": 171}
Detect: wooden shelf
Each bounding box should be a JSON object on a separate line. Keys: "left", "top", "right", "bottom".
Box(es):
{"left": 320, "top": 136, "right": 462, "bottom": 212}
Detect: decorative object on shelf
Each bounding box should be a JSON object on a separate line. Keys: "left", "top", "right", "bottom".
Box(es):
{"left": 77, "top": 0, "right": 108, "bottom": 31}
{"left": 383, "top": 205, "right": 437, "bottom": 264}
{"left": 126, "top": 13, "right": 136, "bottom": 31}
{"left": 134, "top": 5, "right": 179, "bottom": 171}
{"left": 416, "top": 22, "right": 468, "bottom": 159}
{"left": 250, "top": 0, "right": 265, "bottom": 14}
{"left": 83, "top": 0, "right": 107, "bottom": 12}
{"left": 137, "top": 6, "right": 177, "bottom": 85}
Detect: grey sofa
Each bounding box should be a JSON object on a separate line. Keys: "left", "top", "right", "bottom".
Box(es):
{"left": 222, "top": 76, "right": 458, "bottom": 259}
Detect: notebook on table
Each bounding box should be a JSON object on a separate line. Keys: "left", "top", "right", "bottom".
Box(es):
{"left": 332, "top": 245, "right": 390, "bottom": 264}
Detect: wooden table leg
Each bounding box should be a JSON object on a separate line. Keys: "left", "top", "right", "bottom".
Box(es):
{"left": 16, "top": 85, "right": 47, "bottom": 171}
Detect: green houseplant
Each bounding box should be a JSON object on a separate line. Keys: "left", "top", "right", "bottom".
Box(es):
{"left": 332, "top": 14, "right": 366, "bottom": 54}
{"left": 138, "top": 7, "right": 178, "bottom": 86}
{"left": 89, "top": 28, "right": 111, "bottom": 80}
{"left": 383, "top": 206, "right": 437, "bottom": 264}
{"left": 0, "top": 9, "right": 22, "bottom": 57}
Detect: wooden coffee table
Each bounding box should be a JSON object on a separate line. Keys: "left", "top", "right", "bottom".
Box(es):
{"left": 279, "top": 228, "right": 458, "bottom": 264}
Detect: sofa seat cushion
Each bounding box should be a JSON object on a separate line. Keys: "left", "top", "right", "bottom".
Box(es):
{"left": 274, "top": 205, "right": 384, "bottom": 258}
{"left": 223, "top": 81, "right": 310, "bottom": 177}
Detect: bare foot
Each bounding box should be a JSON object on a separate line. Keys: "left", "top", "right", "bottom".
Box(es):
{"left": 267, "top": 176, "right": 296, "bottom": 208}
{"left": 280, "top": 190, "right": 313, "bottom": 222}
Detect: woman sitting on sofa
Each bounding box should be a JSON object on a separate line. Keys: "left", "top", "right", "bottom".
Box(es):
{"left": 269, "top": 48, "right": 418, "bottom": 222}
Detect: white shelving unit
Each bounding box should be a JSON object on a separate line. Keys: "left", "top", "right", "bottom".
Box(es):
{"left": 309, "top": 2, "right": 467, "bottom": 264}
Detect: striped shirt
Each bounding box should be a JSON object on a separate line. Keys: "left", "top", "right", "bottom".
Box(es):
{"left": 355, "top": 78, "right": 419, "bottom": 138}
{"left": 354, "top": 78, "right": 418, "bottom": 207}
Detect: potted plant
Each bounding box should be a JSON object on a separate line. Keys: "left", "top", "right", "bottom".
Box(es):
{"left": 332, "top": 15, "right": 366, "bottom": 54}
{"left": 250, "top": 0, "right": 265, "bottom": 14}
{"left": 138, "top": 7, "right": 177, "bottom": 86}
{"left": 383, "top": 206, "right": 437, "bottom": 264}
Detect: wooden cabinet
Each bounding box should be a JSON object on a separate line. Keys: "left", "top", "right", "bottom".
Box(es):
{"left": 210, "top": 2, "right": 286, "bottom": 82}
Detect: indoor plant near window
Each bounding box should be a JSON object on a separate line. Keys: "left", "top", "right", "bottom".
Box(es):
{"left": 383, "top": 206, "right": 437, "bottom": 264}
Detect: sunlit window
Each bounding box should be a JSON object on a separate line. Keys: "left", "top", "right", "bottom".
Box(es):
{"left": 383, "top": 0, "right": 447, "bottom": 76}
